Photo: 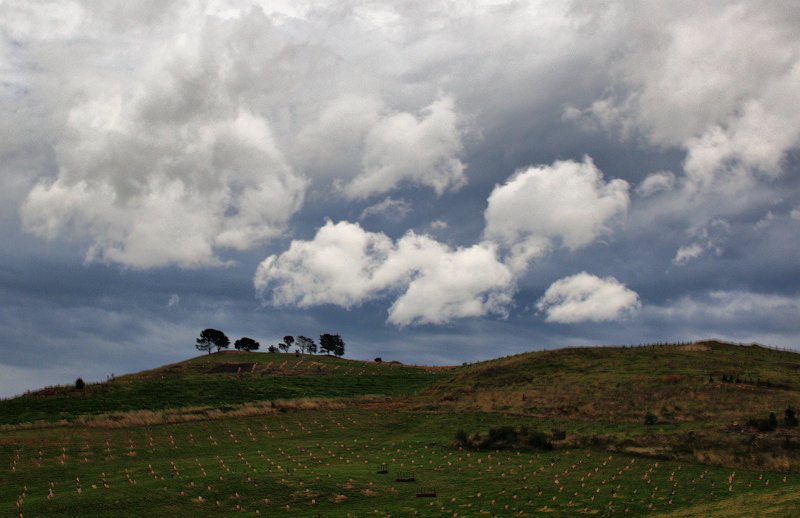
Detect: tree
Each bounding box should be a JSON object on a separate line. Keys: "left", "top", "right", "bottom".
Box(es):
{"left": 234, "top": 337, "right": 260, "bottom": 352}
{"left": 196, "top": 328, "right": 230, "bottom": 355}
{"left": 279, "top": 335, "right": 294, "bottom": 353}
{"left": 296, "top": 336, "right": 315, "bottom": 354}
{"left": 320, "top": 333, "right": 345, "bottom": 357}
{"left": 75, "top": 377, "right": 85, "bottom": 390}
{"left": 268, "top": 344, "right": 278, "bottom": 353}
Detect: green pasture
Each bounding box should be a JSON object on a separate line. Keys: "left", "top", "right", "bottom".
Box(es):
{"left": 3, "top": 410, "right": 799, "bottom": 517}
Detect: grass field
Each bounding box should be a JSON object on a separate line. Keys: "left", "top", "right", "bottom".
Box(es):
{"left": 4, "top": 342, "right": 800, "bottom": 516}
{"left": 4, "top": 409, "right": 800, "bottom": 517}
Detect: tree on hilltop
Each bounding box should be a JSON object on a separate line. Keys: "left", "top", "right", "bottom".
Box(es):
{"left": 234, "top": 337, "right": 260, "bottom": 352}
{"left": 196, "top": 328, "right": 230, "bottom": 355}
{"left": 279, "top": 335, "right": 294, "bottom": 353}
{"left": 319, "top": 333, "right": 345, "bottom": 357}
{"left": 296, "top": 335, "right": 316, "bottom": 354}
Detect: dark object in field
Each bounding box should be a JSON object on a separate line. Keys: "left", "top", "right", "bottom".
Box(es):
{"left": 207, "top": 363, "right": 257, "bottom": 374}
{"left": 748, "top": 412, "right": 779, "bottom": 432}
{"left": 75, "top": 378, "right": 85, "bottom": 390}
{"left": 455, "top": 425, "right": 554, "bottom": 451}
{"left": 785, "top": 406, "right": 798, "bottom": 427}
{"left": 395, "top": 471, "right": 415, "bottom": 482}
{"left": 376, "top": 463, "right": 388, "bottom": 474}
{"left": 645, "top": 411, "right": 658, "bottom": 425}
{"left": 416, "top": 487, "right": 436, "bottom": 497}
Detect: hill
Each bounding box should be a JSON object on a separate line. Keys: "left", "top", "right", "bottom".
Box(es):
{"left": 422, "top": 340, "right": 800, "bottom": 470}
{"left": 4, "top": 341, "right": 800, "bottom": 516}
{"left": 0, "top": 352, "right": 447, "bottom": 426}
{"left": 427, "top": 340, "right": 800, "bottom": 423}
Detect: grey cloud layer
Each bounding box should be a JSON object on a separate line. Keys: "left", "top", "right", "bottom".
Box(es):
{"left": 2, "top": 0, "right": 800, "bottom": 395}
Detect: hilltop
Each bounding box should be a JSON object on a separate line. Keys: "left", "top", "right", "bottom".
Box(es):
{"left": 0, "top": 352, "right": 447, "bottom": 426}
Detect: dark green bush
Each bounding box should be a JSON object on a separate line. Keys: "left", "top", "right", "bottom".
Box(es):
{"left": 785, "top": 406, "right": 798, "bottom": 427}
{"left": 75, "top": 378, "right": 85, "bottom": 390}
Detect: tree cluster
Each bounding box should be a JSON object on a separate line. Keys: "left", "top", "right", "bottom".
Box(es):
{"left": 195, "top": 328, "right": 260, "bottom": 354}
{"left": 194, "top": 329, "right": 345, "bottom": 357}
{"left": 270, "top": 333, "right": 345, "bottom": 357}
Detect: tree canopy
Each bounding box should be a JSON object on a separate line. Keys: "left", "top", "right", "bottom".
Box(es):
{"left": 296, "top": 335, "right": 316, "bottom": 354}
{"left": 196, "top": 328, "right": 230, "bottom": 355}
{"left": 319, "top": 333, "right": 345, "bottom": 357}
{"left": 279, "top": 335, "right": 294, "bottom": 353}
{"left": 234, "top": 336, "right": 260, "bottom": 352}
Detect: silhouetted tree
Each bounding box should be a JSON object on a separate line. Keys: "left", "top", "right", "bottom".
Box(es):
{"left": 234, "top": 337, "right": 260, "bottom": 352}
{"left": 296, "top": 336, "right": 315, "bottom": 354}
{"left": 196, "top": 328, "right": 230, "bottom": 354}
{"left": 278, "top": 335, "right": 294, "bottom": 353}
{"left": 306, "top": 338, "right": 317, "bottom": 355}
{"left": 320, "top": 333, "right": 345, "bottom": 357}
{"left": 75, "top": 378, "right": 85, "bottom": 390}
{"left": 268, "top": 344, "right": 278, "bottom": 353}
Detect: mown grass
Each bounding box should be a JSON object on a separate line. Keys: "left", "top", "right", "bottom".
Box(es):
{"left": 3, "top": 409, "right": 800, "bottom": 517}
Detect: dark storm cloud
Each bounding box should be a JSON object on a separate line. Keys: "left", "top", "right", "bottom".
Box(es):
{"left": 2, "top": 1, "right": 800, "bottom": 396}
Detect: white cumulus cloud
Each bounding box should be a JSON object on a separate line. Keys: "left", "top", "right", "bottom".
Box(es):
{"left": 536, "top": 272, "right": 641, "bottom": 324}
{"left": 342, "top": 96, "right": 467, "bottom": 199}
{"left": 254, "top": 220, "right": 514, "bottom": 326}
{"left": 484, "top": 157, "right": 630, "bottom": 271}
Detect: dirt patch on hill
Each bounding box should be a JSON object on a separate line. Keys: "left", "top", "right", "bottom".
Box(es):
{"left": 207, "top": 363, "right": 257, "bottom": 374}
{"left": 679, "top": 343, "right": 711, "bottom": 352}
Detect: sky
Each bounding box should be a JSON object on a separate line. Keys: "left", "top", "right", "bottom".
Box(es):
{"left": 2, "top": 0, "right": 800, "bottom": 398}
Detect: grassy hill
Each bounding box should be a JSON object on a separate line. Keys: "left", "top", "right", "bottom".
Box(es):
{"left": 426, "top": 340, "right": 800, "bottom": 424}
{"left": 0, "top": 351, "right": 447, "bottom": 426}
{"left": 4, "top": 341, "right": 800, "bottom": 516}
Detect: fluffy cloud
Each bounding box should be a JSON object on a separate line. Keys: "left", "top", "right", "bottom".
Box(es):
{"left": 11, "top": 4, "right": 473, "bottom": 268}
{"left": 484, "top": 157, "right": 630, "bottom": 271}
{"left": 254, "top": 220, "right": 514, "bottom": 326}
{"left": 342, "top": 97, "right": 467, "bottom": 199}
{"left": 574, "top": 2, "right": 800, "bottom": 189}
{"left": 17, "top": 10, "right": 310, "bottom": 268}
{"left": 536, "top": 272, "right": 641, "bottom": 324}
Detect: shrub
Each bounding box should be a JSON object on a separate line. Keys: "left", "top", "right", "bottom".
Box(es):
{"left": 75, "top": 378, "right": 85, "bottom": 390}
{"left": 644, "top": 412, "right": 658, "bottom": 425}
{"left": 786, "top": 406, "right": 799, "bottom": 427}
{"left": 748, "top": 412, "right": 779, "bottom": 432}
{"left": 374, "top": 357, "right": 382, "bottom": 363}
{"left": 455, "top": 426, "right": 554, "bottom": 451}
{"left": 454, "top": 429, "right": 468, "bottom": 447}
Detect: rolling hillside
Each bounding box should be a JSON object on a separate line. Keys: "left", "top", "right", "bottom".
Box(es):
{"left": 0, "top": 352, "right": 447, "bottom": 426}
{"left": 426, "top": 340, "right": 800, "bottom": 424}
{"left": 4, "top": 341, "right": 800, "bottom": 516}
